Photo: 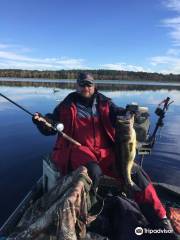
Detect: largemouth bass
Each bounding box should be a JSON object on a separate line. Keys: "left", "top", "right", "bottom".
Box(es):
{"left": 115, "top": 114, "right": 136, "bottom": 193}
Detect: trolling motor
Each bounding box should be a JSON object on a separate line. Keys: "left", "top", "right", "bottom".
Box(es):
{"left": 149, "top": 97, "right": 174, "bottom": 147}
{"left": 134, "top": 97, "right": 174, "bottom": 166}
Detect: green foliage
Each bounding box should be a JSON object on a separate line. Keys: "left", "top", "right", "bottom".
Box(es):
{"left": 0, "top": 69, "right": 180, "bottom": 82}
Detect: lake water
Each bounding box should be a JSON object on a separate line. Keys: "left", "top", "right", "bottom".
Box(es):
{"left": 1, "top": 77, "right": 180, "bottom": 86}
{"left": 0, "top": 84, "right": 180, "bottom": 226}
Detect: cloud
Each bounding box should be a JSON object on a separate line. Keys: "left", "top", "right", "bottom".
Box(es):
{"left": 147, "top": 0, "right": 180, "bottom": 74}
{"left": 150, "top": 56, "right": 176, "bottom": 66}
{"left": 100, "top": 62, "right": 149, "bottom": 72}
{"left": 0, "top": 46, "right": 88, "bottom": 70}
{"left": 163, "top": 0, "right": 180, "bottom": 12}
{"left": 162, "top": 17, "right": 180, "bottom": 46}
{"left": 166, "top": 48, "right": 180, "bottom": 55}
{"left": 0, "top": 43, "right": 13, "bottom": 49}
{"left": 161, "top": 1, "right": 180, "bottom": 45}
{"left": 150, "top": 54, "right": 180, "bottom": 73}
{"left": 0, "top": 59, "right": 86, "bottom": 70}
{"left": 126, "top": 0, "right": 180, "bottom": 74}
{"left": 0, "top": 43, "right": 32, "bottom": 52}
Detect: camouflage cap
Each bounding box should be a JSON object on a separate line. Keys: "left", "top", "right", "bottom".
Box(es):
{"left": 77, "top": 72, "right": 94, "bottom": 86}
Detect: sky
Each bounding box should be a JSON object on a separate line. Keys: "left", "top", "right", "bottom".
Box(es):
{"left": 0, "top": 0, "right": 180, "bottom": 74}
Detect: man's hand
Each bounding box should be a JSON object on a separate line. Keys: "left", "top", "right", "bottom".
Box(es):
{"left": 32, "top": 112, "right": 64, "bottom": 132}
{"left": 32, "top": 112, "right": 45, "bottom": 125}
{"left": 32, "top": 112, "right": 52, "bottom": 128}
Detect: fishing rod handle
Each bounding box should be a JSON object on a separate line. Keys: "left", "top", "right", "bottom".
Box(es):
{"left": 60, "top": 132, "right": 81, "bottom": 146}
{"left": 37, "top": 116, "right": 53, "bottom": 128}
{"left": 36, "top": 116, "right": 64, "bottom": 132}
{"left": 37, "top": 116, "right": 81, "bottom": 146}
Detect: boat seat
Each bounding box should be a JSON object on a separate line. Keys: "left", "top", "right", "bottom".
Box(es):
{"left": 43, "top": 154, "right": 61, "bottom": 193}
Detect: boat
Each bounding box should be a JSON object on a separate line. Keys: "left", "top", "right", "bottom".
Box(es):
{"left": 0, "top": 98, "right": 179, "bottom": 238}
{"left": 0, "top": 155, "right": 180, "bottom": 239}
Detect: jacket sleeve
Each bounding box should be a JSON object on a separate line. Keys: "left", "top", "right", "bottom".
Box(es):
{"left": 109, "top": 101, "right": 126, "bottom": 127}
{"left": 34, "top": 104, "right": 61, "bottom": 136}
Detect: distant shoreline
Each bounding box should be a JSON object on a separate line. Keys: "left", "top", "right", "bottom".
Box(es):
{"left": 1, "top": 76, "right": 180, "bottom": 83}
{"left": 0, "top": 69, "right": 180, "bottom": 83}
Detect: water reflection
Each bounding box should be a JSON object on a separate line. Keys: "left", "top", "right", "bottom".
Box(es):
{"left": 1, "top": 86, "right": 180, "bottom": 107}
{"left": 1, "top": 77, "right": 180, "bottom": 86}
{"left": 1, "top": 78, "right": 180, "bottom": 91}
{"left": 0, "top": 85, "right": 180, "bottom": 226}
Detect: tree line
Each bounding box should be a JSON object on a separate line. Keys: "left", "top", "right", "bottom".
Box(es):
{"left": 0, "top": 69, "right": 180, "bottom": 82}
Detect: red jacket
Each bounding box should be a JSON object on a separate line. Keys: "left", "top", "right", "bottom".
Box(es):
{"left": 52, "top": 92, "right": 117, "bottom": 175}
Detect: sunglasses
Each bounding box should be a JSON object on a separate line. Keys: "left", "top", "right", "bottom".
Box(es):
{"left": 78, "top": 82, "right": 94, "bottom": 87}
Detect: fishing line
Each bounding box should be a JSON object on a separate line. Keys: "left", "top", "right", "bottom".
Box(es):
{"left": 0, "top": 93, "right": 34, "bottom": 117}
{"left": 0, "top": 93, "right": 81, "bottom": 146}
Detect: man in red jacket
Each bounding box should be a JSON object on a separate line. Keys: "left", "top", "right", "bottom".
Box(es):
{"left": 33, "top": 72, "right": 175, "bottom": 237}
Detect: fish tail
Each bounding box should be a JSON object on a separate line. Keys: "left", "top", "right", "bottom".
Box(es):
{"left": 126, "top": 163, "right": 134, "bottom": 186}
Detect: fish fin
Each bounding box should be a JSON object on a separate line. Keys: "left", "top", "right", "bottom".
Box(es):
{"left": 123, "top": 181, "right": 142, "bottom": 199}
{"left": 131, "top": 181, "right": 142, "bottom": 192}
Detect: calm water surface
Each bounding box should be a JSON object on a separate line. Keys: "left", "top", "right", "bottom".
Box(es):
{"left": 1, "top": 77, "right": 180, "bottom": 86}
{"left": 0, "top": 85, "right": 180, "bottom": 226}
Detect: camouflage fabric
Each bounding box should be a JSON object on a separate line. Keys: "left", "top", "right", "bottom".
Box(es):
{"left": 168, "top": 207, "right": 180, "bottom": 234}
{"left": 7, "top": 167, "right": 99, "bottom": 240}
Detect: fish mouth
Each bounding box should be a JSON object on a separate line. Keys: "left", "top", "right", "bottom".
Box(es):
{"left": 117, "top": 115, "right": 131, "bottom": 121}
{"left": 116, "top": 123, "right": 133, "bottom": 135}
{"left": 116, "top": 115, "right": 134, "bottom": 128}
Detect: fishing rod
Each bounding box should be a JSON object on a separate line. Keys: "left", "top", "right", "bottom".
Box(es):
{"left": 0, "top": 93, "right": 34, "bottom": 117}
{"left": 0, "top": 93, "right": 81, "bottom": 147}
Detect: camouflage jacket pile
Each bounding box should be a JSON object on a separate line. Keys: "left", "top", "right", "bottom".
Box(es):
{"left": 7, "top": 167, "right": 102, "bottom": 240}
